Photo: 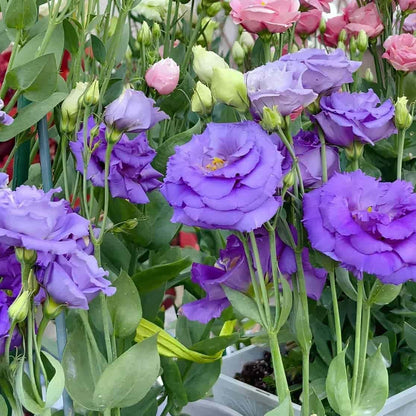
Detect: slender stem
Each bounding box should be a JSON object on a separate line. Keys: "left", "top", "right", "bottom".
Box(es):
{"left": 99, "top": 292, "right": 113, "bottom": 363}
{"left": 356, "top": 303, "right": 371, "bottom": 398}
{"left": 163, "top": 0, "right": 174, "bottom": 58}
{"left": 397, "top": 128, "right": 406, "bottom": 180}
{"left": 4, "top": 88, "right": 21, "bottom": 113}
{"left": 263, "top": 38, "right": 271, "bottom": 63}
{"left": 329, "top": 272, "right": 342, "bottom": 355}
{"left": 4, "top": 321, "right": 17, "bottom": 364}
{"left": 369, "top": 43, "right": 385, "bottom": 94}
{"left": 38, "top": 116, "right": 53, "bottom": 191}
{"left": 351, "top": 279, "right": 364, "bottom": 404}
{"left": 249, "top": 231, "right": 272, "bottom": 327}
{"left": 27, "top": 306, "right": 43, "bottom": 404}
{"left": 181, "top": 14, "right": 204, "bottom": 71}
{"left": 318, "top": 128, "right": 328, "bottom": 183}
{"left": 0, "top": 30, "right": 22, "bottom": 99}
{"left": 33, "top": 314, "right": 49, "bottom": 392}
{"left": 36, "top": 317, "right": 50, "bottom": 350}
{"left": 61, "top": 134, "right": 70, "bottom": 200}
{"left": 268, "top": 332, "right": 294, "bottom": 416}
{"left": 301, "top": 349, "right": 310, "bottom": 415}
{"left": 0, "top": 143, "right": 17, "bottom": 173}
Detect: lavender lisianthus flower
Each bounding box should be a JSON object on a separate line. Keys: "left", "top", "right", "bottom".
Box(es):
{"left": 313, "top": 90, "right": 397, "bottom": 147}
{"left": 103, "top": 89, "right": 169, "bottom": 134}
{"left": 280, "top": 48, "right": 361, "bottom": 95}
{"left": 71, "top": 117, "right": 162, "bottom": 204}
{"left": 161, "top": 122, "right": 284, "bottom": 232}
{"left": 245, "top": 60, "right": 317, "bottom": 118}
{"left": 303, "top": 170, "right": 416, "bottom": 284}
{"left": 0, "top": 99, "right": 13, "bottom": 126}
{"left": 278, "top": 129, "right": 339, "bottom": 188}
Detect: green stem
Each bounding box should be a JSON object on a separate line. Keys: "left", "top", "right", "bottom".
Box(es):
{"left": 318, "top": 128, "right": 328, "bottom": 183}
{"left": 329, "top": 272, "right": 342, "bottom": 355}
{"left": 356, "top": 303, "right": 371, "bottom": 398}
{"left": 263, "top": 38, "right": 271, "bottom": 63}
{"left": 99, "top": 292, "right": 113, "bottom": 363}
{"left": 369, "top": 43, "right": 385, "bottom": 94}
{"left": 4, "top": 321, "right": 17, "bottom": 364}
{"left": 5, "top": 89, "right": 22, "bottom": 113}
{"left": 33, "top": 314, "right": 49, "bottom": 393}
{"left": 163, "top": 0, "right": 174, "bottom": 58}
{"left": 0, "top": 143, "right": 17, "bottom": 173}
{"left": 36, "top": 317, "right": 50, "bottom": 351}
{"left": 351, "top": 279, "right": 364, "bottom": 404}
{"left": 0, "top": 30, "right": 22, "bottom": 99}
{"left": 61, "top": 133, "right": 70, "bottom": 200}
{"left": 397, "top": 128, "right": 406, "bottom": 180}
{"left": 268, "top": 332, "right": 294, "bottom": 415}
{"left": 181, "top": 14, "right": 204, "bottom": 71}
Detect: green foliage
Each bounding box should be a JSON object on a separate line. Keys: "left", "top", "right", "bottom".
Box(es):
{"left": 3, "top": 0, "right": 37, "bottom": 29}
{"left": 222, "top": 285, "right": 262, "bottom": 324}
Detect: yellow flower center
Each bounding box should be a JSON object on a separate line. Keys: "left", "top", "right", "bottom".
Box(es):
{"left": 261, "top": 0, "right": 266, "bottom": 4}
{"left": 206, "top": 157, "right": 225, "bottom": 171}
{"left": 367, "top": 206, "right": 373, "bottom": 213}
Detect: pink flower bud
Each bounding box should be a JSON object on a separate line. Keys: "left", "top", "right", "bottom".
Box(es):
{"left": 145, "top": 58, "right": 180, "bottom": 95}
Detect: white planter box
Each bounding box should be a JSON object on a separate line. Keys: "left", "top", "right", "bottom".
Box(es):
{"left": 213, "top": 345, "right": 416, "bottom": 416}
{"left": 157, "top": 399, "right": 243, "bottom": 416}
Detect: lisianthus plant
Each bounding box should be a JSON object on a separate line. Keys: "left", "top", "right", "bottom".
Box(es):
{"left": 0, "top": 0, "right": 416, "bottom": 415}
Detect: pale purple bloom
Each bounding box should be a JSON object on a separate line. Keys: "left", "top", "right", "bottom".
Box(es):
{"left": 303, "top": 170, "right": 416, "bottom": 284}
{"left": 71, "top": 117, "right": 162, "bottom": 204}
{"left": 161, "top": 122, "right": 284, "bottom": 232}
{"left": 313, "top": 90, "right": 397, "bottom": 147}
{"left": 245, "top": 60, "right": 317, "bottom": 118}
{"left": 0, "top": 99, "right": 13, "bottom": 126}
{"left": 280, "top": 48, "right": 361, "bottom": 95}
{"left": 103, "top": 89, "right": 169, "bottom": 133}
{"left": 404, "top": 13, "right": 416, "bottom": 33}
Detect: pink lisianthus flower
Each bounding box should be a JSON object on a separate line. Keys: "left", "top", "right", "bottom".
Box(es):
{"left": 145, "top": 58, "right": 180, "bottom": 95}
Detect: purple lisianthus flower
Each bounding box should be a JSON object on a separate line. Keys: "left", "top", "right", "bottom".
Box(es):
{"left": 0, "top": 183, "right": 89, "bottom": 254}
{"left": 404, "top": 14, "right": 416, "bottom": 33}
{"left": 103, "top": 89, "right": 169, "bottom": 134}
{"left": 303, "top": 170, "right": 416, "bottom": 284}
{"left": 245, "top": 60, "right": 317, "bottom": 118}
{"left": 71, "top": 117, "right": 162, "bottom": 204}
{"left": 0, "top": 245, "right": 22, "bottom": 355}
{"left": 280, "top": 48, "right": 361, "bottom": 95}
{"left": 161, "top": 121, "right": 284, "bottom": 232}
{"left": 0, "top": 99, "right": 13, "bottom": 126}
{"left": 313, "top": 90, "right": 397, "bottom": 147}
{"left": 278, "top": 129, "right": 339, "bottom": 188}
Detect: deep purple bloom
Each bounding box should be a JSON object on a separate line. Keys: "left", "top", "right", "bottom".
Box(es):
{"left": 245, "top": 60, "right": 317, "bottom": 118}
{"left": 182, "top": 229, "right": 327, "bottom": 323}
{"left": 0, "top": 245, "right": 22, "bottom": 355}
{"left": 103, "top": 89, "right": 169, "bottom": 133}
{"left": 313, "top": 90, "right": 397, "bottom": 147}
{"left": 280, "top": 48, "right": 361, "bottom": 95}
{"left": 303, "top": 170, "right": 416, "bottom": 284}
{"left": 279, "top": 129, "right": 339, "bottom": 188}
{"left": 161, "top": 122, "right": 284, "bottom": 232}
{"left": 71, "top": 117, "right": 162, "bottom": 204}
{"left": 0, "top": 99, "right": 13, "bottom": 126}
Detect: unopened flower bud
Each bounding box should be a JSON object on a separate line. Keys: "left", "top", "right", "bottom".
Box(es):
{"left": 83, "top": 80, "right": 100, "bottom": 106}
{"left": 44, "top": 296, "right": 64, "bottom": 320}
{"left": 61, "top": 82, "right": 88, "bottom": 133}
{"left": 364, "top": 68, "right": 374, "bottom": 83}
{"left": 191, "top": 81, "right": 214, "bottom": 115}
{"left": 240, "top": 32, "right": 255, "bottom": 53}
{"left": 337, "top": 40, "right": 346, "bottom": 51}
{"left": 198, "top": 17, "right": 218, "bottom": 46}
{"left": 357, "top": 29, "right": 368, "bottom": 53}
{"left": 283, "top": 170, "right": 295, "bottom": 189}
{"left": 290, "top": 43, "right": 299, "bottom": 53}
{"left": 307, "top": 99, "right": 321, "bottom": 115}
{"left": 15, "top": 248, "right": 37, "bottom": 266}
{"left": 207, "top": 1, "right": 222, "bottom": 16}
{"left": 349, "top": 37, "right": 357, "bottom": 56}
{"left": 319, "top": 17, "right": 326, "bottom": 34}
{"left": 8, "top": 291, "right": 30, "bottom": 323}
{"left": 211, "top": 68, "right": 249, "bottom": 113}
{"left": 232, "top": 41, "right": 245, "bottom": 65}
{"left": 192, "top": 45, "right": 229, "bottom": 85}
{"left": 138, "top": 21, "right": 152, "bottom": 46}
{"left": 338, "top": 29, "right": 347, "bottom": 43}
{"left": 260, "top": 106, "right": 284, "bottom": 131}
{"left": 90, "top": 124, "right": 100, "bottom": 140}
{"left": 108, "top": 17, "right": 118, "bottom": 38}
{"left": 395, "top": 96, "right": 413, "bottom": 130}
{"left": 152, "top": 23, "right": 161, "bottom": 39}
{"left": 222, "top": 0, "right": 231, "bottom": 13}
{"left": 345, "top": 142, "right": 364, "bottom": 161}
{"left": 112, "top": 218, "right": 139, "bottom": 233}
{"left": 28, "top": 270, "right": 39, "bottom": 294}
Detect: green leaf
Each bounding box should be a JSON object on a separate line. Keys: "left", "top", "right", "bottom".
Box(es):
{"left": 43, "top": 351, "right": 65, "bottom": 408}
{"left": 152, "top": 120, "right": 202, "bottom": 175}
{"left": 133, "top": 257, "right": 191, "bottom": 294}
{"left": 276, "top": 277, "right": 292, "bottom": 332}
{"left": 7, "top": 53, "right": 57, "bottom": 102}
{"left": 0, "top": 395, "right": 7, "bottom": 415}
{"left": 62, "top": 318, "right": 107, "bottom": 411}
{"left": 121, "top": 386, "right": 161, "bottom": 416}
{"left": 4, "top": 0, "right": 37, "bottom": 29}
{"left": 107, "top": 270, "right": 142, "bottom": 338}
{"left": 309, "top": 390, "right": 326, "bottom": 416}
{"left": 404, "top": 322, "right": 416, "bottom": 352}
{"left": 295, "top": 298, "right": 312, "bottom": 351}
{"left": 309, "top": 249, "right": 337, "bottom": 273}
{"left": 160, "top": 357, "right": 188, "bottom": 408}
{"left": 0, "top": 92, "right": 67, "bottom": 142}
{"left": 326, "top": 349, "right": 352, "bottom": 416}
{"left": 222, "top": 285, "right": 262, "bottom": 324}
{"left": 63, "top": 19, "right": 79, "bottom": 54}
{"left": 191, "top": 333, "right": 240, "bottom": 356}
{"left": 351, "top": 349, "right": 388, "bottom": 416}
{"left": 91, "top": 34, "right": 106, "bottom": 64}
{"left": 367, "top": 280, "right": 402, "bottom": 306}
{"left": 182, "top": 360, "right": 221, "bottom": 402}
{"left": 264, "top": 396, "right": 291, "bottom": 415}
{"left": 93, "top": 336, "right": 160, "bottom": 409}
{"left": 336, "top": 267, "right": 357, "bottom": 301}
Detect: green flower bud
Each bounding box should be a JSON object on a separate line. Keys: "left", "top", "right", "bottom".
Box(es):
{"left": 112, "top": 218, "right": 139, "bottom": 233}
{"left": 207, "top": 1, "right": 222, "bottom": 16}
{"left": 8, "top": 291, "right": 30, "bottom": 323}
{"left": 210, "top": 68, "right": 249, "bottom": 113}
{"left": 61, "top": 82, "right": 88, "bottom": 133}
{"left": 198, "top": 17, "right": 218, "bottom": 46}
{"left": 44, "top": 296, "right": 64, "bottom": 320}
{"left": 152, "top": 22, "right": 161, "bottom": 39}
{"left": 191, "top": 81, "right": 214, "bottom": 115}
{"left": 138, "top": 21, "right": 152, "bottom": 46}
{"left": 192, "top": 45, "right": 229, "bottom": 85}
{"left": 319, "top": 17, "right": 326, "bottom": 34}
{"left": 222, "top": 0, "right": 231, "bottom": 13}
{"left": 108, "top": 17, "right": 118, "bottom": 38}
{"left": 232, "top": 41, "right": 245, "bottom": 65}
{"left": 349, "top": 37, "right": 357, "bottom": 56}
{"left": 338, "top": 29, "right": 347, "bottom": 43}
{"left": 260, "top": 106, "right": 284, "bottom": 132}
{"left": 364, "top": 68, "right": 374, "bottom": 83}
{"left": 357, "top": 29, "right": 368, "bottom": 53}
{"left": 395, "top": 96, "right": 413, "bottom": 130}
{"left": 28, "top": 270, "right": 39, "bottom": 295}
{"left": 83, "top": 80, "right": 100, "bottom": 107}
{"left": 15, "top": 248, "right": 37, "bottom": 266}
{"left": 345, "top": 142, "right": 364, "bottom": 161}
{"left": 337, "top": 40, "right": 346, "bottom": 51}
{"left": 290, "top": 43, "right": 299, "bottom": 53}
{"left": 283, "top": 170, "right": 295, "bottom": 189}
{"left": 307, "top": 98, "right": 321, "bottom": 115}
{"left": 240, "top": 32, "right": 255, "bottom": 53}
